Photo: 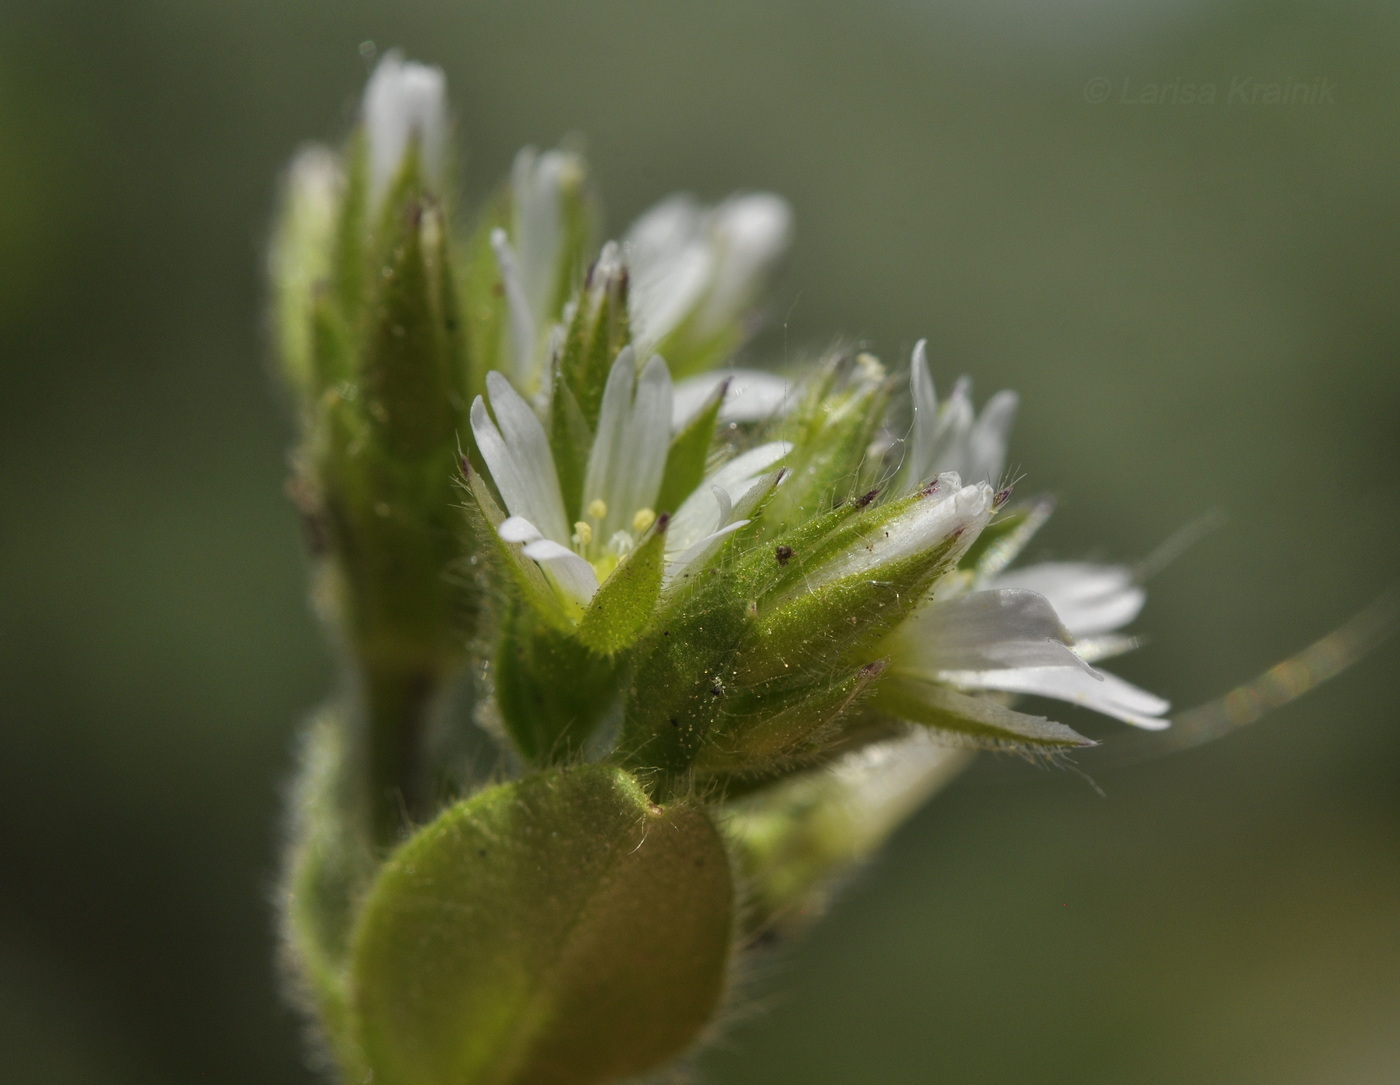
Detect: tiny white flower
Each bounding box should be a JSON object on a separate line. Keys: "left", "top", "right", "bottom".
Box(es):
{"left": 472, "top": 349, "right": 788, "bottom": 613}
{"left": 624, "top": 192, "right": 792, "bottom": 354}
{"left": 897, "top": 339, "right": 1018, "bottom": 492}
{"left": 361, "top": 51, "right": 448, "bottom": 206}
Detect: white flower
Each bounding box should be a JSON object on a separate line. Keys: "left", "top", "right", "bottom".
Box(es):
{"left": 471, "top": 349, "right": 788, "bottom": 613}
{"left": 886, "top": 568, "right": 1168, "bottom": 730}
{"left": 361, "top": 51, "right": 448, "bottom": 206}
{"left": 624, "top": 192, "right": 792, "bottom": 355}
{"left": 897, "top": 339, "right": 1018, "bottom": 492}
{"left": 490, "top": 147, "right": 588, "bottom": 390}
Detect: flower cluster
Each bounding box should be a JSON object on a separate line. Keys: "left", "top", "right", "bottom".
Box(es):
{"left": 272, "top": 52, "right": 1168, "bottom": 1085}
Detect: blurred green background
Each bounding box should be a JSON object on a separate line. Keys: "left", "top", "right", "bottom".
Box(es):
{"left": 2, "top": 1, "right": 1397, "bottom": 1082}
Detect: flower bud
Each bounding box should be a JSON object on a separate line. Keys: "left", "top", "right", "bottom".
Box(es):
{"left": 270, "top": 146, "right": 343, "bottom": 403}
{"left": 362, "top": 51, "right": 448, "bottom": 208}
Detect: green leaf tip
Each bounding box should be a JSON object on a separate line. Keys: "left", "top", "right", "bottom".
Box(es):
{"left": 350, "top": 765, "right": 734, "bottom": 1085}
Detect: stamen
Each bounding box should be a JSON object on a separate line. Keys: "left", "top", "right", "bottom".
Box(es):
{"left": 587, "top": 498, "right": 608, "bottom": 520}
{"left": 573, "top": 521, "right": 593, "bottom": 547}
{"left": 632, "top": 508, "right": 656, "bottom": 533}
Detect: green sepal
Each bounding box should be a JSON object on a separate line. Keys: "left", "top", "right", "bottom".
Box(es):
{"left": 350, "top": 765, "right": 734, "bottom": 1085}
{"left": 555, "top": 244, "right": 628, "bottom": 432}
{"left": 461, "top": 465, "right": 576, "bottom": 633}
{"left": 360, "top": 184, "right": 458, "bottom": 461}
{"left": 331, "top": 131, "right": 370, "bottom": 319}
{"left": 278, "top": 705, "right": 376, "bottom": 1077}
{"left": 736, "top": 513, "right": 965, "bottom": 687}
{"left": 694, "top": 661, "right": 888, "bottom": 778}
{"left": 656, "top": 382, "right": 724, "bottom": 517}
{"left": 495, "top": 602, "right": 621, "bottom": 764}
{"left": 964, "top": 496, "right": 1055, "bottom": 577}
{"left": 577, "top": 517, "right": 668, "bottom": 655}
{"left": 758, "top": 352, "right": 890, "bottom": 534}
{"left": 875, "top": 677, "right": 1095, "bottom": 750}
{"left": 721, "top": 730, "right": 970, "bottom": 940}
{"left": 656, "top": 318, "right": 745, "bottom": 382}
{"left": 457, "top": 188, "right": 512, "bottom": 404}
{"left": 548, "top": 378, "right": 593, "bottom": 526}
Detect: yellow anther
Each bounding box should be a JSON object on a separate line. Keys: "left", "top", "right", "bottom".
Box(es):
{"left": 573, "top": 521, "right": 593, "bottom": 547}
{"left": 632, "top": 507, "right": 656, "bottom": 534}
{"left": 586, "top": 498, "right": 608, "bottom": 520}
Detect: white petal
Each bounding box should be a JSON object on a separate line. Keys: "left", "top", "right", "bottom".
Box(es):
{"left": 664, "top": 519, "right": 750, "bottom": 585}
{"left": 624, "top": 195, "right": 712, "bottom": 347}
{"left": 942, "top": 665, "right": 1170, "bottom": 730}
{"left": 489, "top": 230, "right": 537, "bottom": 386}
{"left": 498, "top": 516, "right": 543, "bottom": 543}
{"left": 902, "top": 339, "right": 940, "bottom": 490}
{"left": 890, "top": 588, "right": 1091, "bottom": 675}
{"left": 803, "top": 478, "right": 993, "bottom": 590}
{"left": 991, "top": 562, "right": 1146, "bottom": 637}
{"left": 966, "top": 389, "right": 1017, "bottom": 485}
{"left": 473, "top": 373, "right": 569, "bottom": 544}
{"left": 616, "top": 353, "right": 673, "bottom": 520}
{"left": 520, "top": 539, "right": 600, "bottom": 608}
{"left": 668, "top": 441, "right": 791, "bottom": 551}
{"left": 671, "top": 368, "right": 796, "bottom": 429}
{"left": 581, "top": 349, "right": 672, "bottom": 542}
{"left": 928, "top": 378, "right": 975, "bottom": 478}
{"left": 362, "top": 51, "right": 447, "bottom": 206}
{"left": 693, "top": 193, "right": 793, "bottom": 335}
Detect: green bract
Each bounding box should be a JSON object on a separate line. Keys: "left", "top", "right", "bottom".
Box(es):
{"left": 273, "top": 51, "right": 1170, "bottom": 1085}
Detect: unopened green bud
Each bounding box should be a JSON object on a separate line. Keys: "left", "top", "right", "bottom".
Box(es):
{"left": 723, "top": 732, "right": 971, "bottom": 939}
{"left": 270, "top": 145, "right": 343, "bottom": 403}
{"left": 758, "top": 350, "right": 890, "bottom": 533}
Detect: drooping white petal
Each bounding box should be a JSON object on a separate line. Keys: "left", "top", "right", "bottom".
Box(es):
{"left": 472, "top": 373, "right": 570, "bottom": 545}
{"left": 991, "top": 562, "right": 1146, "bottom": 638}
{"left": 362, "top": 51, "right": 447, "bottom": 206}
{"left": 889, "top": 588, "right": 1093, "bottom": 677}
{"left": 940, "top": 665, "right": 1170, "bottom": 730}
{"left": 520, "top": 539, "right": 600, "bottom": 608}
{"left": 489, "top": 229, "right": 537, "bottom": 387}
{"left": 671, "top": 369, "right": 796, "bottom": 429}
{"left": 803, "top": 478, "right": 994, "bottom": 591}
{"left": 668, "top": 441, "right": 792, "bottom": 551}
